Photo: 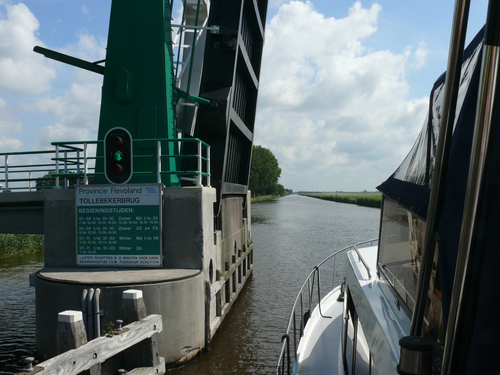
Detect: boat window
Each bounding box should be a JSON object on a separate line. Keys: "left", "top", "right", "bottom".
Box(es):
{"left": 355, "top": 320, "right": 371, "bottom": 374}
{"left": 422, "top": 247, "right": 445, "bottom": 346}
{"left": 378, "top": 197, "right": 444, "bottom": 345}
{"left": 377, "top": 197, "right": 418, "bottom": 311}
{"left": 345, "top": 307, "right": 355, "bottom": 374}
{"left": 343, "top": 289, "right": 371, "bottom": 375}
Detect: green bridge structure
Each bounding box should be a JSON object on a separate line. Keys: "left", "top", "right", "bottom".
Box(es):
{"left": 0, "top": 0, "right": 268, "bottom": 369}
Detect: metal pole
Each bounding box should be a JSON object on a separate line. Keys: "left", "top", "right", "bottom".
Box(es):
{"left": 333, "top": 254, "right": 337, "bottom": 289}
{"left": 83, "top": 143, "right": 88, "bottom": 185}
{"left": 55, "top": 145, "right": 60, "bottom": 188}
{"left": 171, "top": 24, "right": 219, "bottom": 33}
{"left": 29, "top": 171, "right": 32, "bottom": 192}
{"left": 94, "top": 288, "right": 101, "bottom": 338}
{"left": 77, "top": 150, "right": 81, "bottom": 174}
{"left": 207, "top": 146, "right": 211, "bottom": 187}
{"left": 157, "top": 141, "right": 162, "bottom": 184}
{"left": 410, "top": 0, "right": 471, "bottom": 337}
{"left": 4, "top": 155, "right": 9, "bottom": 192}
{"left": 64, "top": 151, "right": 68, "bottom": 188}
{"left": 293, "top": 310, "right": 297, "bottom": 361}
{"left": 197, "top": 141, "right": 202, "bottom": 186}
{"left": 442, "top": 1, "right": 500, "bottom": 372}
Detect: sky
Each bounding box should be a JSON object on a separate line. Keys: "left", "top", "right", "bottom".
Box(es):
{"left": 0, "top": 0, "right": 491, "bottom": 192}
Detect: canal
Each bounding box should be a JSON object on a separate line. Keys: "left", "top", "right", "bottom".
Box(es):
{"left": 0, "top": 194, "right": 380, "bottom": 374}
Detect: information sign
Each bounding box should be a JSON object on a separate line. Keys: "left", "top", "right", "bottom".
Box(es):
{"left": 76, "top": 184, "right": 162, "bottom": 267}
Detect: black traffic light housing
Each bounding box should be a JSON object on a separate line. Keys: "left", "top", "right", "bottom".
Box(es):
{"left": 104, "top": 127, "right": 133, "bottom": 184}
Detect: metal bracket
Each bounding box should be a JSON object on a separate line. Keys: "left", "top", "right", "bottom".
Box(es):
{"left": 171, "top": 24, "right": 220, "bottom": 34}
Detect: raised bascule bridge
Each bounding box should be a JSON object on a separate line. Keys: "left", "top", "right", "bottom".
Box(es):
{"left": 0, "top": 0, "right": 268, "bottom": 368}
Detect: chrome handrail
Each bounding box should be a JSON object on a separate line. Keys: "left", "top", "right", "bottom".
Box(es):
{"left": 353, "top": 243, "right": 372, "bottom": 278}
{"left": 276, "top": 238, "right": 378, "bottom": 375}
{"left": 378, "top": 263, "right": 416, "bottom": 305}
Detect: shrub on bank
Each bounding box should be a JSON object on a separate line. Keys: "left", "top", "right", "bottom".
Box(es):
{"left": 0, "top": 234, "right": 44, "bottom": 258}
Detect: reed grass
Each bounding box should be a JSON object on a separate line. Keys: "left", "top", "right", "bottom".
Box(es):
{"left": 0, "top": 234, "right": 44, "bottom": 258}
{"left": 251, "top": 195, "right": 277, "bottom": 203}
{"left": 304, "top": 193, "right": 382, "bottom": 208}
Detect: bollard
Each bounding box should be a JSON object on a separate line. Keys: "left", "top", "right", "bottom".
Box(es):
{"left": 87, "top": 288, "right": 95, "bottom": 340}
{"left": 93, "top": 288, "right": 101, "bottom": 338}
{"left": 24, "top": 357, "right": 34, "bottom": 372}
{"left": 121, "top": 289, "right": 147, "bottom": 325}
{"left": 56, "top": 310, "right": 87, "bottom": 354}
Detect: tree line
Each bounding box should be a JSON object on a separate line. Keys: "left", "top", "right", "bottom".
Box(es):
{"left": 249, "top": 145, "right": 291, "bottom": 197}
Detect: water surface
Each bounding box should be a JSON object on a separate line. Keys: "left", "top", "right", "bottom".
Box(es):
{"left": 0, "top": 195, "right": 380, "bottom": 374}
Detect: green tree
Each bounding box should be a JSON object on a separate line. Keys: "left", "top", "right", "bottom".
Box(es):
{"left": 36, "top": 171, "right": 91, "bottom": 190}
{"left": 249, "top": 145, "right": 282, "bottom": 196}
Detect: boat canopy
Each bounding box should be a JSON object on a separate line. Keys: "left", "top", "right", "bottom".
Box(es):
{"left": 377, "top": 27, "right": 484, "bottom": 221}
{"left": 378, "top": 25, "right": 500, "bottom": 372}
{"left": 377, "top": 27, "right": 486, "bottom": 322}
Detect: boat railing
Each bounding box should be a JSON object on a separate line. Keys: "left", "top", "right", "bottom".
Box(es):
{"left": 378, "top": 263, "right": 416, "bottom": 306}
{"left": 0, "top": 137, "right": 211, "bottom": 191}
{"left": 276, "top": 238, "right": 378, "bottom": 375}
{"left": 353, "top": 243, "right": 372, "bottom": 278}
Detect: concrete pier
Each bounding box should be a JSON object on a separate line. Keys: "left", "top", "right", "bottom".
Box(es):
{"left": 29, "top": 185, "right": 253, "bottom": 366}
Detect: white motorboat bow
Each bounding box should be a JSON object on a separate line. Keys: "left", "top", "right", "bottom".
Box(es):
{"left": 277, "top": 1, "right": 500, "bottom": 374}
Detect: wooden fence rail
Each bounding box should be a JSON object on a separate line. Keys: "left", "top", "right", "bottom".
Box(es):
{"left": 16, "top": 314, "right": 164, "bottom": 375}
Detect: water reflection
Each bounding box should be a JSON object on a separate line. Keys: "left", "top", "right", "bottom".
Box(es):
{"left": 0, "top": 253, "right": 43, "bottom": 374}
{"left": 170, "top": 195, "right": 380, "bottom": 374}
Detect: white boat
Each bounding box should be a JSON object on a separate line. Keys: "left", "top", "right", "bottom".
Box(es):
{"left": 277, "top": 1, "right": 500, "bottom": 374}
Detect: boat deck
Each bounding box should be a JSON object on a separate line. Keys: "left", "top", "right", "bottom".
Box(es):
{"left": 294, "top": 287, "right": 344, "bottom": 375}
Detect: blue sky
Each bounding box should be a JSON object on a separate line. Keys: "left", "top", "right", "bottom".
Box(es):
{"left": 0, "top": 0, "right": 490, "bottom": 191}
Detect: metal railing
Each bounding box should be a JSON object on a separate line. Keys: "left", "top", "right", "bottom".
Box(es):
{"left": 276, "top": 239, "right": 378, "bottom": 375}
{"left": 353, "top": 242, "right": 373, "bottom": 278}
{"left": 0, "top": 137, "right": 211, "bottom": 191}
{"left": 0, "top": 147, "right": 84, "bottom": 192}
{"left": 378, "top": 263, "right": 416, "bottom": 306}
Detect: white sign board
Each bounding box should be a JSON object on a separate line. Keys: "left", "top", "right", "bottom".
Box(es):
{"left": 76, "top": 184, "right": 162, "bottom": 267}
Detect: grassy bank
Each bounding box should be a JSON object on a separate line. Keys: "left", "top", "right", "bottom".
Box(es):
{"left": 0, "top": 234, "right": 44, "bottom": 258}
{"left": 251, "top": 194, "right": 279, "bottom": 203}
{"left": 303, "top": 193, "right": 382, "bottom": 208}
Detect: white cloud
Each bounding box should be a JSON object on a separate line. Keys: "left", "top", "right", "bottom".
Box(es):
{"left": 0, "top": 95, "right": 23, "bottom": 151}
{"left": 412, "top": 41, "right": 429, "bottom": 68}
{"left": 62, "top": 33, "right": 106, "bottom": 63}
{"left": 0, "top": 2, "right": 56, "bottom": 94}
{"left": 256, "top": 1, "right": 429, "bottom": 191}
{"left": 36, "top": 80, "right": 101, "bottom": 146}
{"left": 82, "top": 4, "right": 90, "bottom": 16}
{"left": 33, "top": 20, "right": 105, "bottom": 148}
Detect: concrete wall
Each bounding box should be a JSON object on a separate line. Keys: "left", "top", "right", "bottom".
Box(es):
{"left": 220, "top": 197, "right": 244, "bottom": 273}
{"left": 40, "top": 186, "right": 217, "bottom": 269}
{"left": 0, "top": 191, "right": 44, "bottom": 234}
{"left": 162, "top": 186, "right": 216, "bottom": 270}
{"left": 30, "top": 185, "right": 253, "bottom": 366}
{"left": 44, "top": 189, "right": 77, "bottom": 267}
{"left": 35, "top": 271, "right": 205, "bottom": 363}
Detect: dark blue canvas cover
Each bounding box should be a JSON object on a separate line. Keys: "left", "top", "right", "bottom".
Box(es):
{"left": 378, "top": 26, "right": 500, "bottom": 372}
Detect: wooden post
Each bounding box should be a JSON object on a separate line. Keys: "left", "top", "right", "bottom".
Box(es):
{"left": 121, "top": 289, "right": 147, "bottom": 325}
{"left": 56, "top": 310, "right": 87, "bottom": 354}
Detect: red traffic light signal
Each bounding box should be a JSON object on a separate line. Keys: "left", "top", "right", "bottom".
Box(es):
{"left": 104, "top": 127, "right": 133, "bottom": 184}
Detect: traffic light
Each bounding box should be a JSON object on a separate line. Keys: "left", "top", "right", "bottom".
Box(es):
{"left": 104, "top": 127, "right": 133, "bottom": 184}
